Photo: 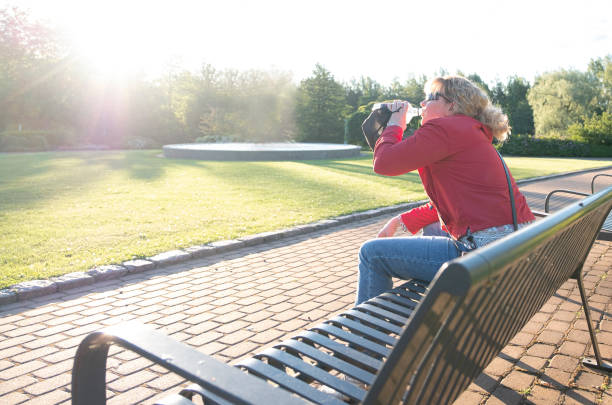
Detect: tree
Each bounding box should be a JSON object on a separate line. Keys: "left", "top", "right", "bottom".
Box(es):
{"left": 383, "top": 76, "right": 427, "bottom": 105}
{"left": 568, "top": 111, "right": 612, "bottom": 145}
{"left": 295, "top": 64, "right": 347, "bottom": 143}
{"left": 491, "top": 77, "right": 534, "bottom": 135}
{"left": 588, "top": 55, "right": 612, "bottom": 113}
{"left": 0, "top": 6, "right": 66, "bottom": 130}
{"left": 173, "top": 65, "right": 296, "bottom": 142}
{"left": 466, "top": 73, "right": 492, "bottom": 98}
{"left": 528, "top": 69, "right": 601, "bottom": 137}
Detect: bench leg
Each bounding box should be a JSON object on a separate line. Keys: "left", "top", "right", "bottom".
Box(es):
{"left": 576, "top": 272, "right": 612, "bottom": 373}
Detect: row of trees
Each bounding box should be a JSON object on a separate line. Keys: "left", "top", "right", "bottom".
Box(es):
{"left": 1, "top": 6, "right": 611, "bottom": 152}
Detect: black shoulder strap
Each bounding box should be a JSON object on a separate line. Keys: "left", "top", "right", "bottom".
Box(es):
{"left": 496, "top": 150, "right": 518, "bottom": 231}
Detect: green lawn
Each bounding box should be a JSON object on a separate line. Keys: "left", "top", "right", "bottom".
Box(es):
{"left": 1, "top": 150, "right": 610, "bottom": 289}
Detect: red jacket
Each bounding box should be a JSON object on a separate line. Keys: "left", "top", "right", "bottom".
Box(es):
{"left": 374, "top": 115, "right": 534, "bottom": 239}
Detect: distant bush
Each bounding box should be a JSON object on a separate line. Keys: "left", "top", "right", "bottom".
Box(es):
{"left": 123, "top": 136, "right": 158, "bottom": 149}
{"left": 195, "top": 135, "right": 239, "bottom": 143}
{"left": 0, "top": 130, "right": 75, "bottom": 152}
{"left": 497, "top": 133, "right": 612, "bottom": 157}
{"left": 568, "top": 112, "right": 612, "bottom": 146}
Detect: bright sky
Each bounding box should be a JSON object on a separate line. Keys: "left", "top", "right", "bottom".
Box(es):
{"left": 6, "top": 0, "right": 612, "bottom": 85}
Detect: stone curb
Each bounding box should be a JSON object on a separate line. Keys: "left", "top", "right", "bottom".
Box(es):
{"left": 2, "top": 165, "right": 610, "bottom": 306}
{"left": 0, "top": 200, "right": 426, "bottom": 305}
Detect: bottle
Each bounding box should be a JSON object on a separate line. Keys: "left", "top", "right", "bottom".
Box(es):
{"left": 372, "top": 102, "right": 422, "bottom": 124}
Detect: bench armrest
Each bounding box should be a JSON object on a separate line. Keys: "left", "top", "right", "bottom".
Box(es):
{"left": 545, "top": 189, "right": 589, "bottom": 212}
{"left": 71, "top": 322, "right": 308, "bottom": 405}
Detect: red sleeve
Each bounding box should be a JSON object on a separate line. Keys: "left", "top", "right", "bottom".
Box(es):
{"left": 399, "top": 202, "right": 440, "bottom": 234}
{"left": 373, "top": 122, "right": 452, "bottom": 176}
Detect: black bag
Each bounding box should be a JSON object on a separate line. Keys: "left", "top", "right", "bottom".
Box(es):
{"left": 361, "top": 106, "right": 392, "bottom": 151}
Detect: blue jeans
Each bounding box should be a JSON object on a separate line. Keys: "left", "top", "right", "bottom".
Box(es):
{"left": 355, "top": 223, "right": 461, "bottom": 305}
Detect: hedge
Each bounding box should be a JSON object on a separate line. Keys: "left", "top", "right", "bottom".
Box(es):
{"left": 0, "top": 130, "right": 75, "bottom": 152}
{"left": 497, "top": 134, "right": 612, "bottom": 157}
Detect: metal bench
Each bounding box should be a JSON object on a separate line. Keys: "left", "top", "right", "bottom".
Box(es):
{"left": 72, "top": 185, "right": 612, "bottom": 405}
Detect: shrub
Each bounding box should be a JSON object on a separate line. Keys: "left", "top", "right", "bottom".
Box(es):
{"left": 0, "top": 130, "right": 75, "bottom": 152}
{"left": 195, "top": 135, "right": 239, "bottom": 143}
{"left": 568, "top": 112, "right": 612, "bottom": 145}
{"left": 0, "top": 133, "right": 48, "bottom": 152}
{"left": 496, "top": 133, "right": 612, "bottom": 157}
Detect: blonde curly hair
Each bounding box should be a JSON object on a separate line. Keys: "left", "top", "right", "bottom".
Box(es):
{"left": 426, "top": 75, "right": 510, "bottom": 141}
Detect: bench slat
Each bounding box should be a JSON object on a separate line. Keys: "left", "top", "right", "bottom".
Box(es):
{"left": 254, "top": 348, "right": 366, "bottom": 401}
{"left": 343, "top": 309, "right": 403, "bottom": 335}
{"left": 275, "top": 340, "right": 376, "bottom": 385}
{"left": 237, "top": 357, "right": 347, "bottom": 405}
{"left": 296, "top": 331, "right": 383, "bottom": 372}
{"left": 356, "top": 303, "right": 408, "bottom": 325}
{"left": 311, "top": 324, "right": 391, "bottom": 358}
{"left": 326, "top": 316, "right": 397, "bottom": 346}
{"left": 367, "top": 296, "right": 417, "bottom": 317}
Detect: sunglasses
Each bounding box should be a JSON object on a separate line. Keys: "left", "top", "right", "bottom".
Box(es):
{"left": 422, "top": 92, "right": 453, "bottom": 105}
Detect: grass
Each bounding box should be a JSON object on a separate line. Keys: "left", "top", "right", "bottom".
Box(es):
{"left": 0, "top": 150, "right": 610, "bottom": 289}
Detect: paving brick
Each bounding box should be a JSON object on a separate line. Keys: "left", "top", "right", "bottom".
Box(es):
{"left": 487, "top": 385, "right": 523, "bottom": 405}
{"left": 536, "top": 330, "right": 564, "bottom": 345}
{"left": 249, "top": 328, "right": 285, "bottom": 344}
{"left": 186, "top": 331, "right": 223, "bottom": 346}
{"left": 552, "top": 310, "right": 577, "bottom": 322}
{"left": 0, "top": 375, "right": 37, "bottom": 396}
{"left": 483, "top": 357, "right": 514, "bottom": 377}
{"left": 454, "top": 390, "right": 484, "bottom": 404}
{"left": 516, "top": 355, "right": 547, "bottom": 373}
{"left": 563, "top": 389, "right": 598, "bottom": 405}
{"left": 12, "top": 346, "right": 59, "bottom": 363}
{"left": 567, "top": 329, "right": 591, "bottom": 343}
{"left": 558, "top": 341, "right": 586, "bottom": 357}
{"left": 107, "top": 386, "right": 156, "bottom": 405}
{"left": 219, "top": 329, "right": 255, "bottom": 345}
{"left": 32, "top": 359, "right": 73, "bottom": 379}
{"left": 113, "top": 357, "right": 154, "bottom": 376}
{"left": 548, "top": 354, "right": 579, "bottom": 373}
{"left": 3, "top": 322, "right": 47, "bottom": 337}
{"left": 538, "top": 367, "right": 572, "bottom": 389}
{"left": 574, "top": 370, "right": 605, "bottom": 390}
{"left": 0, "top": 334, "right": 37, "bottom": 350}
{"left": 500, "top": 371, "right": 535, "bottom": 391}
{"left": 529, "top": 385, "right": 562, "bottom": 404}
{"left": 219, "top": 341, "right": 259, "bottom": 359}
{"left": 107, "top": 370, "right": 157, "bottom": 392}
{"left": 510, "top": 331, "right": 534, "bottom": 346}
{"left": 23, "top": 372, "right": 71, "bottom": 395}
{"left": 146, "top": 372, "right": 186, "bottom": 391}
{"left": 526, "top": 344, "right": 556, "bottom": 358}
{"left": 1, "top": 360, "right": 47, "bottom": 379}
{"left": 0, "top": 392, "right": 29, "bottom": 404}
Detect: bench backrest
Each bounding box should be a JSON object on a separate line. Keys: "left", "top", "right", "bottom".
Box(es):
{"left": 364, "top": 185, "right": 612, "bottom": 404}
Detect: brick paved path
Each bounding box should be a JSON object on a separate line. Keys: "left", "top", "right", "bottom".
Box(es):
{"left": 1, "top": 168, "right": 611, "bottom": 404}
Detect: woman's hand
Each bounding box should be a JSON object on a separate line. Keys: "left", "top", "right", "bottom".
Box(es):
{"left": 378, "top": 215, "right": 402, "bottom": 238}
{"left": 386, "top": 100, "right": 409, "bottom": 131}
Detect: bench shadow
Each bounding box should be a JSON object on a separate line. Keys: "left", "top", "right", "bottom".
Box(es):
{"left": 474, "top": 352, "right": 595, "bottom": 404}
{"left": 553, "top": 292, "right": 612, "bottom": 319}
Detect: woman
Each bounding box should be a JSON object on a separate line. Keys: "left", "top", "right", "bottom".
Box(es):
{"left": 356, "top": 75, "right": 535, "bottom": 305}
